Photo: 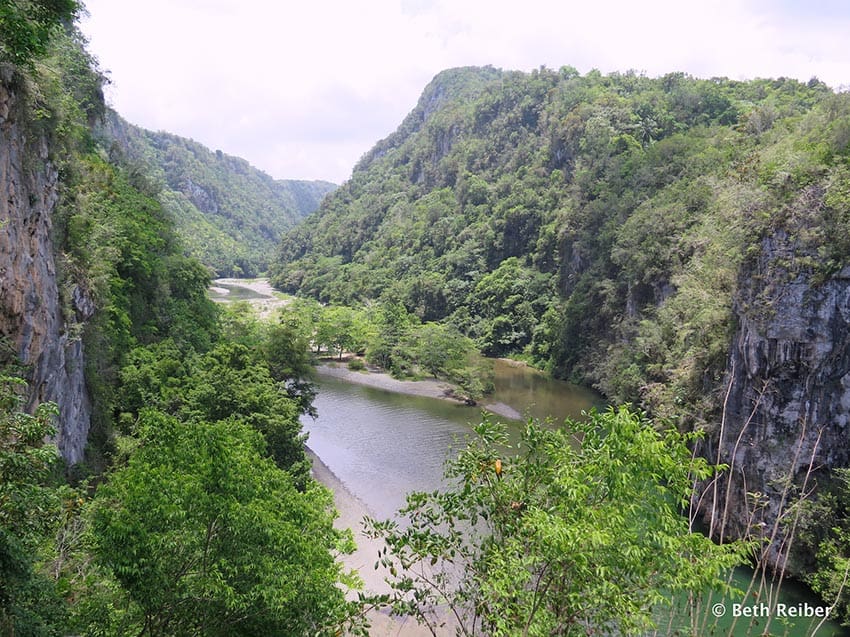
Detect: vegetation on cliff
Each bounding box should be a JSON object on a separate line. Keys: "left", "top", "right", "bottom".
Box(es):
{"left": 272, "top": 65, "right": 850, "bottom": 617}
{"left": 100, "top": 112, "right": 336, "bottom": 277}
{"left": 0, "top": 377, "right": 65, "bottom": 635}
{"left": 0, "top": 0, "right": 78, "bottom": 67}
{"left": 273, "top": 65, "right": 847, "bottom": 410}
{"left": 0, "top": 11, "right": 358, "bottom": 636}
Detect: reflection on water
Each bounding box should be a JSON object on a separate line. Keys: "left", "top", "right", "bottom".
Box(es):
{"left": 303, "top": 362, "right": 598, "bottom": 519}
{"left": 303, "top": 376, "right": 474, "bottom": 519}
{"left": 302, "top": 361, "right": 849, "bottom": 636}
{"left": 489, "top": 358, "right": 604, "bottom": 423}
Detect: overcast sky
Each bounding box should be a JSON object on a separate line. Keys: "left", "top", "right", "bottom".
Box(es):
{"left": 79, "top": 0, "right": 850, "bottom": 184}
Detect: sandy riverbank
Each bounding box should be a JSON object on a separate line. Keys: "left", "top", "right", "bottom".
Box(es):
{"left": 211, "top": 277, "right": 291, "bottom": 319}
{"left": 316, "top": 363, "right": 522, "bottom": 421}
{"left": 212, "top": 277, "right": 278, "bottom": 297}
{"left": 307, "top": 448, "right": 438, "bottom": 636}
{"left": 316, "top": 363, "right": 458, "bottom": 401}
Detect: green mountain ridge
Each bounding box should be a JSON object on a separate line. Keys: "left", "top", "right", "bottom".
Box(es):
{"left": 273, "top": 64, "right": 844, "bottom": 389}
{"left": 273, "top": 65, "right": 850, "bottom": 587}
{"left": 100, "top": 110, "right": 336, "bottom": 277}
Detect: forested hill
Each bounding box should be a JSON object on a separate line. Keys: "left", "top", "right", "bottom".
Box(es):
{"left": 101, "top": 111, "right": 336, "bottom": 276}
{"left": 273, "top": 65, "right": 845, "bottom": 388}
{"left": 274, "top": 65, "right": 850, "bottom": 577}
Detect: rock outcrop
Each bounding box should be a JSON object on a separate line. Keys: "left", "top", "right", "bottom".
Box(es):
{"left": 0, "top": 66, "right": 92, "bottom": 463}
{"left": 707, "top": 208, "right": 850, "bottom": 571}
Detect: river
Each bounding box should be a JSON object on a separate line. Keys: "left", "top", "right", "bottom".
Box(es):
{"left": 303, "top": 359, "right": 600, "bottom": 518}
{"left": 303, "top": 360, "right": 848, "bottom": 637}
{"left": 208, "top": 278, "right": 846, "bottom": 635}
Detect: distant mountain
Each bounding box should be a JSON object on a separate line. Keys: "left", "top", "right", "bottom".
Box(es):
{"left": 100, "top": 111, "right": 336, "bottom": 277}
{"left": 271, "top": 65, "right": 850, "bottom": 580}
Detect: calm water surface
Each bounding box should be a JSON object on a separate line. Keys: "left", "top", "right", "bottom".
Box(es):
{"left": 489, "top": 358, "right": 603, "bottom": 421}
{"left": 302, "top": 361, "right": 597, "bottom": 518}
{"left": 303, "top": 361, "right": 848, "bottom": 636}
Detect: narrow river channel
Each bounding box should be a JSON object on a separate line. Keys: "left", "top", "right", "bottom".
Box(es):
{"left": 209, "top": 278, "right": 846, "bottom": 635}
{"left": 303, "top": 361, "right": 848, "bottom": 637}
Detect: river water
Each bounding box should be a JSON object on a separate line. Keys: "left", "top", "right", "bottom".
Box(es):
{"left": 302, "top": 360, "right": 848, "bottom": 637}
{"left": 303, "top": 359, "right": 600, "bottom": 518}
{"left": 208, "top": 278, "right": 845, "bottom": 635}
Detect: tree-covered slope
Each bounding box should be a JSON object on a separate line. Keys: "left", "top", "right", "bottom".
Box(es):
{"left": 273, "top": 66, "right": 850, "bottom": 582}
{"left": 273, "top": 65, "right": 846, "bottom": 394}
{"left": 101, "top": 112, "right": 336, "bottom": 277}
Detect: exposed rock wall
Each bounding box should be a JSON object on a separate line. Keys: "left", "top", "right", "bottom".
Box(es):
{"left": 0, "top": 67, "right": 92, "bottom": 463}
{"left": 707, "top": 222, "right": 850, "bottom": 570}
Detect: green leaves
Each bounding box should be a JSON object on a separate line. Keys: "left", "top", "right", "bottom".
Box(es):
{"left": 118, "top": 339, "right": 312, "bottom": 486}
{"left": 0, "top": 375, "right": 66, "bottom": 634}
{"left": 0, "top": 375, "right": 60, "bottom": 552}
{"left": 0, "top": 0, "right": 79, "bottom": 67}
{"left": 469, "top": 256, "right": 557, "bottom": 356}
{"left": 366, "top": 407, "right": 746, "bottom": 635}
{"left": 90, "top": 412, "right": 351, "bottom": 636}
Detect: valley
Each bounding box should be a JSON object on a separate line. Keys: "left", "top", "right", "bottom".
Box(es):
{"left": 2, "top": 2, "right": 850, "bottom": 635}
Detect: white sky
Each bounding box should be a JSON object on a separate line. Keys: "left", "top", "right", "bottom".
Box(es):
{"left": 79, "top": 0, "right": 850, "bottom": 184}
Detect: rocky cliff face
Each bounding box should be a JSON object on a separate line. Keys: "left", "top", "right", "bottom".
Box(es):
{"left": 707, "top": 198, "right": 850, "bottom": 570}
{"left": 0, "top": 67, "right": 92, "bottom": 463}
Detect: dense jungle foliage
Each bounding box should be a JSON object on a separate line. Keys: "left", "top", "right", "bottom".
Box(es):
{"left": 278, "top": 296, "right": 494, "bottom": 401}
{"left": 101, "top": 111, "right": 335, "bottom": 277}
{"left": 273, "top": 65, "right": 849, "bottom": 410}
{"left": 0, "top": 13, "right": 359, "bottom": 636}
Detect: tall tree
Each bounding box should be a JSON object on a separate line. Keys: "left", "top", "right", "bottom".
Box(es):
{"left": 90, "top": 410, "right": 353, "bottom": 637}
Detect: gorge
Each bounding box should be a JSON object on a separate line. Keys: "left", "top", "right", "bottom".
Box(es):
{"left": 3, "top": 2, "right": 850, "bottom": 633}
{"left": 273, "top": 65, "right": 850, "bottom": 586}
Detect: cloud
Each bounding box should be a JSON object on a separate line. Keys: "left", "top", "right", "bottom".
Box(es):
{"left": 81, "top": 0, "right": 850, "bottom": 183}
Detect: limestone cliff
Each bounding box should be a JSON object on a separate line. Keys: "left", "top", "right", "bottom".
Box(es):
{"left": 706, "top": 187, "right": 850, "bottom": 571}
{"left": 0, "top": 66, "right": 92, "bottom": 463}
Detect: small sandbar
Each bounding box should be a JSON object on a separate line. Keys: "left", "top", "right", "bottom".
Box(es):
{"left": 315, "top": 363, "right": 461, "bottom": 402}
